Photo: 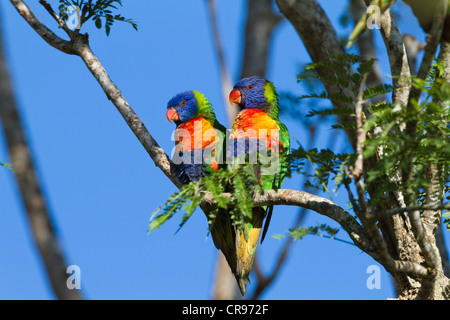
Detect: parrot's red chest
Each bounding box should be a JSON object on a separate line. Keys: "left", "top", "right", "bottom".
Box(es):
{"left": 175, "top": 117, "right": 218, "bottom": 151}
{"left": 174, "top": 117, "right": 222, "bottom": 171}
{"left": 231, "top": 109, "right": 282, "bottom": 149}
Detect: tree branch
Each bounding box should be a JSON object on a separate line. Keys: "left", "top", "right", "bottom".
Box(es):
{"left": 204, "top": 187, "right": 431, "bottom": 278}
{"left": 70, "top": 35, "right": 183, "bottom": 189}
{"left": 10, "top": 1, "right": 182, "bottom": 190}
{"left": 38, "top": 0, "right": 75, "bottom": 38}
{"left": 201, "top": 188, "right": 373, "bottom": 254}
{"left": 10, "top": 0, "right": 75, "bottom": 54}
{"left": 402, "top": 34, "right": 426, "bottom": 75}
{"left": 377, "top": 7, "right": 411, "bottom": 106}
{"left": 350, "top": 0, "right": 386, "bottom": 102}
{"left": 0, "top": 14, "right": 81, "bottom": 299}
{"left": 275, "top": 0, "right": 357, "bottom": 150}
{"left": 380, "top": 203, "right": 450, "bottom": 216}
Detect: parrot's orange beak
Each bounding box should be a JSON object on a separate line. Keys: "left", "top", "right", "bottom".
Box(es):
{"left": 166, "top": 108, "right": 179, "bottom": 123}
{"left": 229, "top": 89, "right": 241, "bottom": 105}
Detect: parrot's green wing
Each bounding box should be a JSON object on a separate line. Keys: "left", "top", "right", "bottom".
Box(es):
{"left": 260, "top": 120, "right": 290, "bottom": 243}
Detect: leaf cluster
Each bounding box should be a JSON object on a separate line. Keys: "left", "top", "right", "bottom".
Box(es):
{"left": 148, "top": 165, "right": 262, "bottom": 236}
{"left": 363, "top": 65, "right": 450, "bottom": 202}
{"left": 287, "top": 145, "right": 354, "bottom": 194}
{"left": 291, "top": 54, "right": 449, "bottom": 214}
{"left": 0, "top": 162, "right": 14, "bottom": 173}
{"left": 58, "top": 0, "right": 138, "bottom": 35}
{"left": 297, "top": 54, "right": 392, "bottom": 106}
{"left": 274, "top": 223, "right": 340, "bottom": 242}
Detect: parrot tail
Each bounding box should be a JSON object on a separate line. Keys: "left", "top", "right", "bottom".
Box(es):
{"left": 209, "top": 208, "right": 239, "bottom": 277}
{"left": 234, "top": 207, "right": 265, "bottom": 296}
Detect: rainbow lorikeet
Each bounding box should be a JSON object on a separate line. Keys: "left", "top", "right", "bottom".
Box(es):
{"left": 166, "top": 90, "right": 226, "bottom": 182}
{"left": 227, "top": 76, "right": 290, "bottom": 296}
{"left": 166, "top": 90, "right": 238, "bottom": 283}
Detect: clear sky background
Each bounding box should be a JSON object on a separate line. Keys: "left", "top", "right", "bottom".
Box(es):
{"left": 0, "top": 0, "right": 447, "bottom": 300}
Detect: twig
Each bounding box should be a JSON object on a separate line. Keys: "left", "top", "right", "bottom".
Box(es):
{"left": 343, "top": 168, "right": 361, "bottom": 214}
{"left": 402, "top": 34, "right": 426, "bottom": 75}
{"left": 71, "top": 36, "right": 183, "bottom": 189}
{"left": 376, "top": 5, "right": 411, "bottom": 106}
{"left": 11, "top": 0, "right": 183, "bottom": 190}
{"left": 353, "top": 73, "right": 368, "bottom": 180}
{"left": 38, "top": 0, "right": 74, "bottom": 37}
{"left": 201, "top": 188, "right": 375, "bottom": 256}
{"left": 349, "top": 73, "right": 424, "bottom": 278}
{"left": 409, "top": 210, "right": 439, "bottom": 270}
{"left": 380, "top": 203, "right": 450, "bottom": 217}
{"left": 350, "top": 0, "right": 386, "bottom": 103}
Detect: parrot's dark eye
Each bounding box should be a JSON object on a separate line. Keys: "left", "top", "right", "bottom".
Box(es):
{"left": 181, "top": 100, "right": 187, "bottom": 106}
{"left": 247, "top": 84, "right": 254, "bottom": 90}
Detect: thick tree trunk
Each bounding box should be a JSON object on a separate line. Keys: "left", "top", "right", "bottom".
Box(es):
{"left": 275, "top": 0, "right": 450, "bottom": 300}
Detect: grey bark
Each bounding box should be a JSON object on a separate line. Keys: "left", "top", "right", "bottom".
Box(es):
{"left": 0, "top": 7, "right": 82, "bottom": 299}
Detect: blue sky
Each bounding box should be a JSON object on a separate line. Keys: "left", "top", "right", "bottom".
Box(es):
{"left": 0, "top": 0, "right": 446, "bottom": 300}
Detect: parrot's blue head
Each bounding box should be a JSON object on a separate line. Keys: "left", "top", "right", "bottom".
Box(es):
{"left": 229, "top": 76, "right": 278, "bottom": 113}
{"left": 166, "top": 90, "right": 214, "bottom": 126}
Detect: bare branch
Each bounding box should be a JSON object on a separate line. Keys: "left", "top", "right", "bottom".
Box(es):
{"left": 70, "top": 36, "right": 183, "bottom": 189}
{"left": 275, "top": 0, "right": 357, "bottom": 150}
{"left": 233, "top": 187, "right": 430, "bottom": 278}
{"left": 379, "top": 203, "right": 450, "bottom": 216}
{"left": 353, "top": 73, "right": 368, "bottom": 179}
{"left": 402, "top": 34, "right": 426, "bottom": 75}
{"left": 38, "top": 0, "right": 75, "bottom": 38}
{"left": 11, "top": 1, "right": 184, "bottom": 189}
{"left": 10, "top": 0, "right": 75, "bottom": 54}
{"left": 377, "top": 7, "right": 411, "bottom": 106}
{"left": 0, "top": 17, "right": 81, "bottom": 299}
{"left": 408, "top": 209, "right": 440, "bottom": 269}
{"left": 201, "top": 188, "right": 374, "bottom": 255}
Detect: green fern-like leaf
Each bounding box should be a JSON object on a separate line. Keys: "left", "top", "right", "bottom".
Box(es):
{"left": 1, "top": 162, "right": 14, "bottom": 173}
{"left": 148, "top": 187, "right": 191, "bottom": 234}
{"left": 58, "top": 0, "right": 138, "bottom": 35}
